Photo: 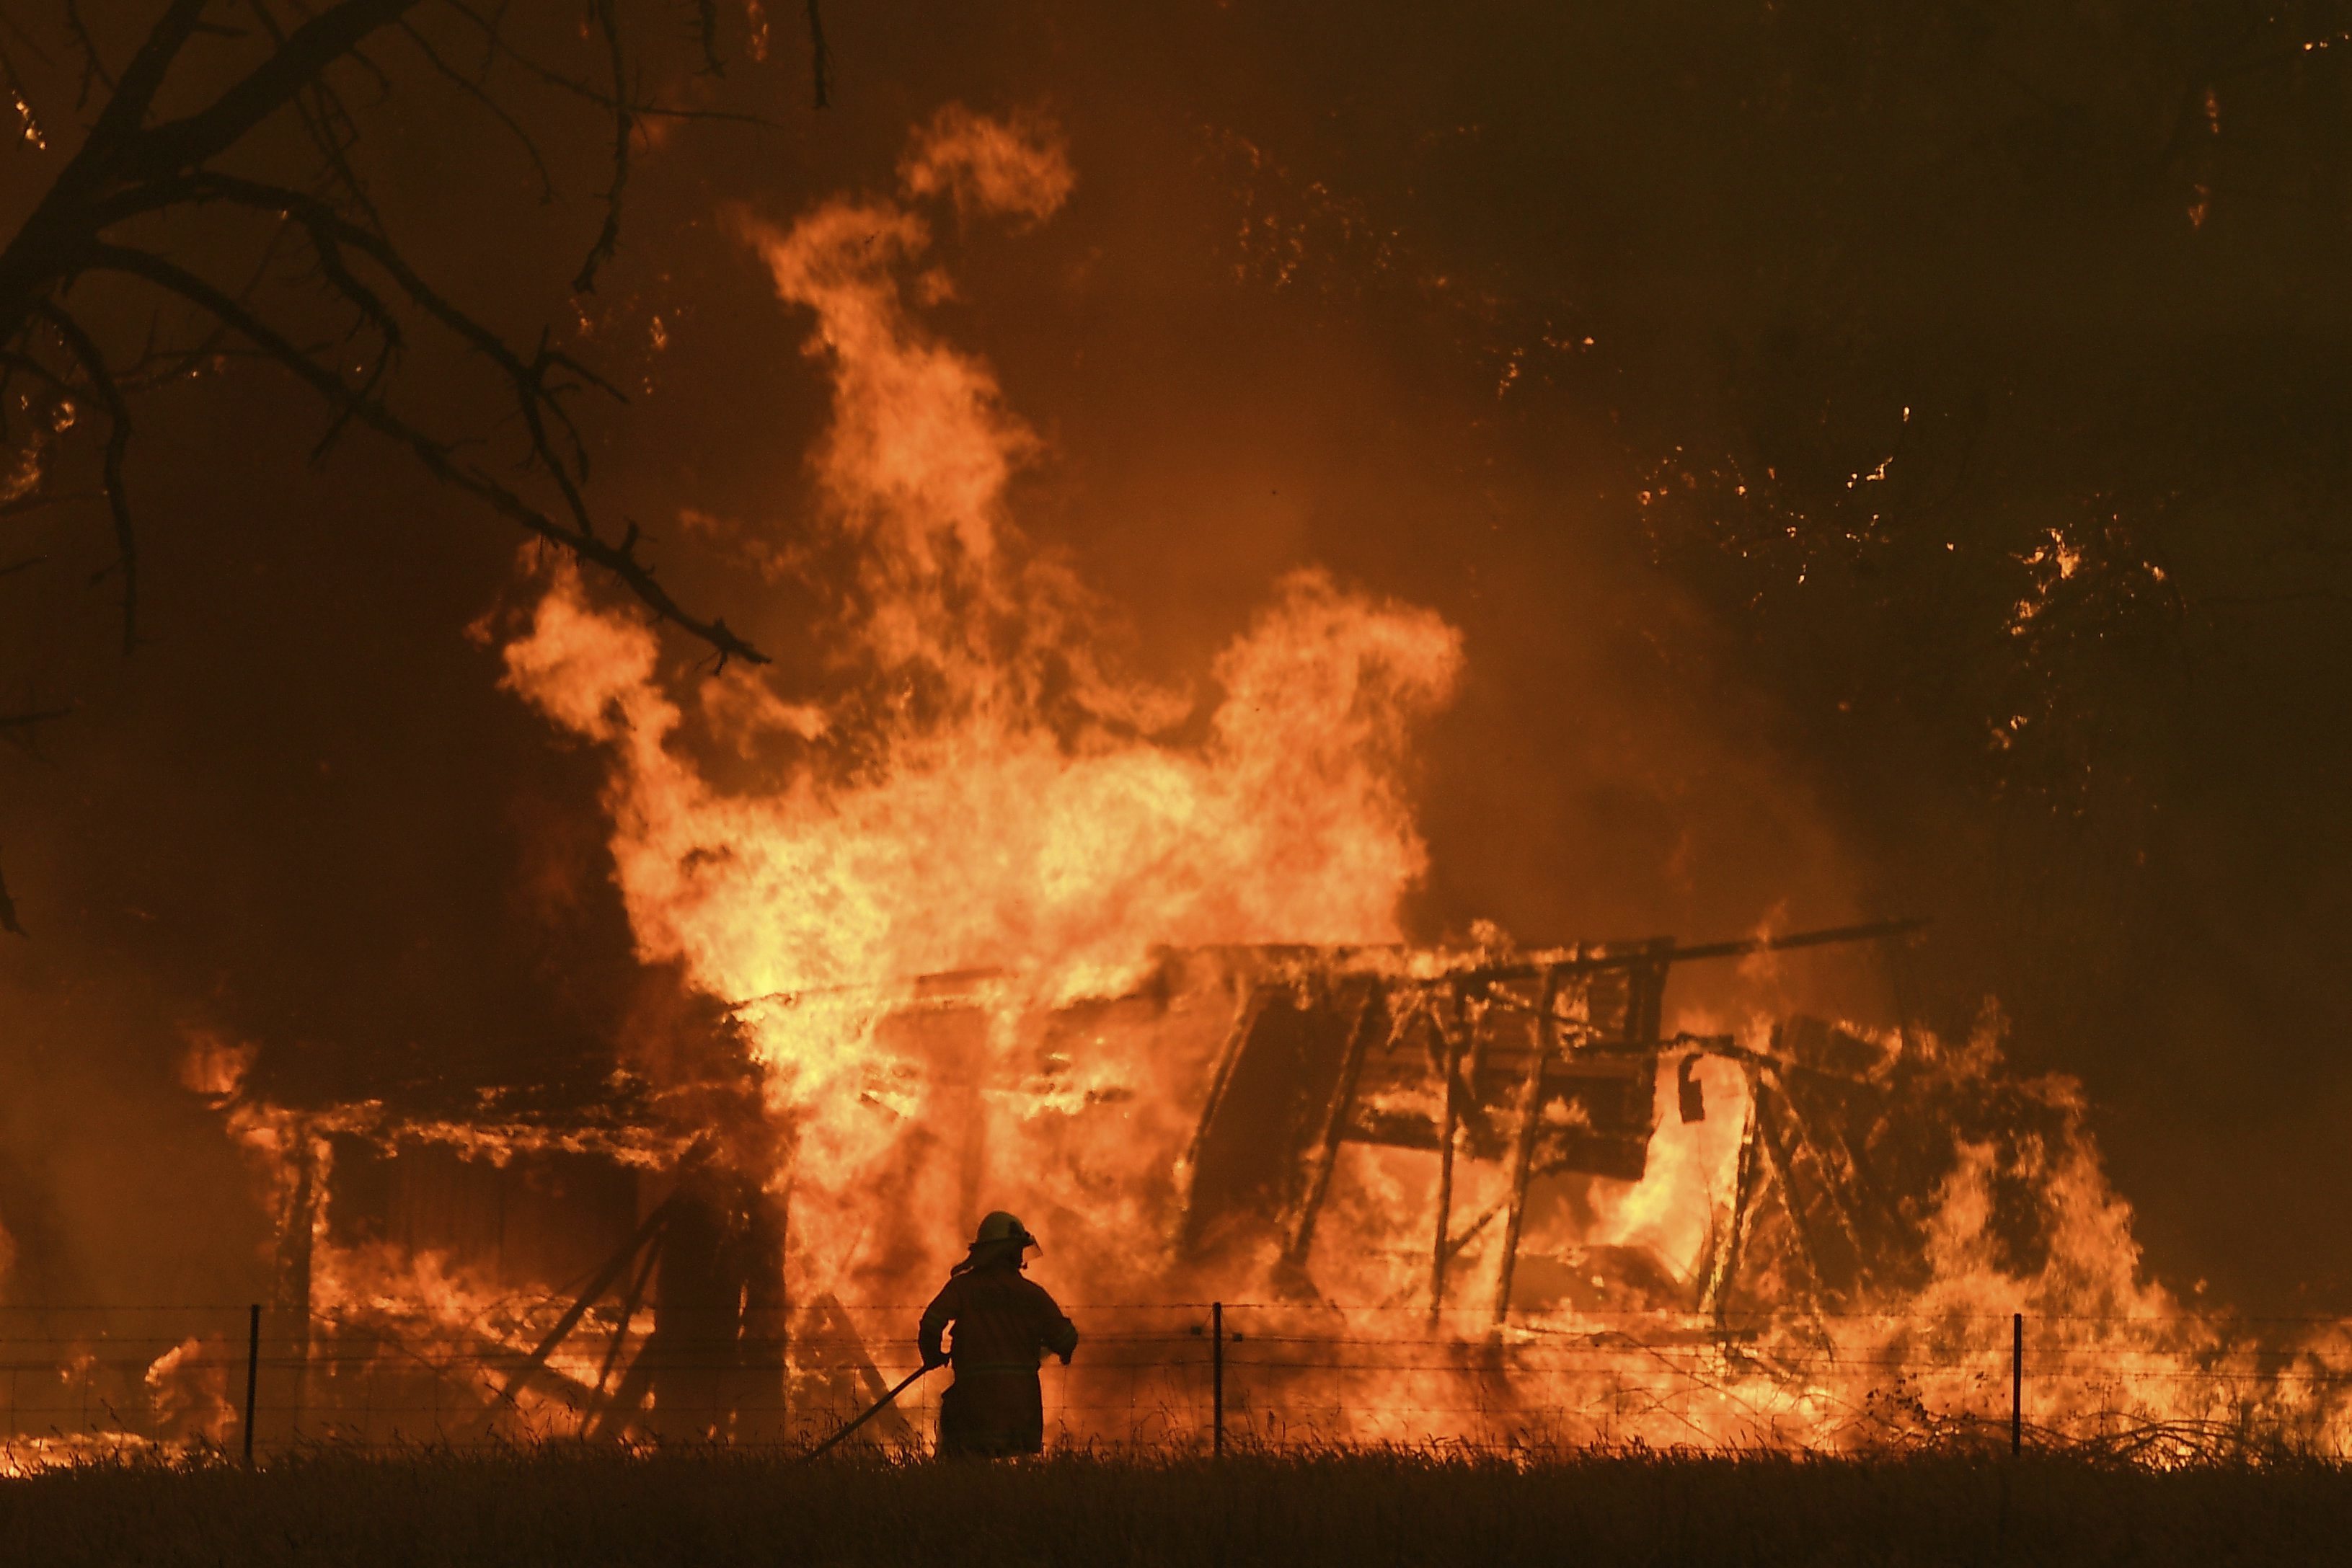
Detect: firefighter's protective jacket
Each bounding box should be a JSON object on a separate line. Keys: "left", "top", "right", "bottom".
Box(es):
{"left": 918, "top": 1262, "right": 1079, "bottom": 1456}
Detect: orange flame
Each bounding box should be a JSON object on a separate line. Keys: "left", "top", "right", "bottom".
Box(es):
{"left": 501, "top": 107, "right": 1462, "bottom": 1313}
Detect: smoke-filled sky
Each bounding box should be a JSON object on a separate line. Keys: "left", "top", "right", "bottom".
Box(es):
{"left": 2, "top": 2, "right": 2348, "bottom": 1314}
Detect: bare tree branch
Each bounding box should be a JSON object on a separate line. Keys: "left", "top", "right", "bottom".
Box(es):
{"left": 0, "top": 0, "right": 772, "bottom": 668}
{"left": 395, "top": 17, "right": 554, "bottom": 200}
{"left": 437, "top": 1, "right": 777, "bottom": 126}
{"left": 689, "top": 0, "right": 722, "bottom": 76}
{"left": 81, "top": 1, "right": 211, "bottom": 155}
{"left": 0, "top": 0, "right": 792, "bottom": 928}
{"left": 87, "top": 242, "right": 762, "bottom": 667}
{"left": 574, "top": 0, "right": 631, "bottom": 293}
{"left": 118, "top": 1, "right": 422, "bottom": 185}
{"left": 34, "top": 303, "right": 138, "bottom": 652}
{"left": 60, "top": 2, "right": 115, "bottom": 107}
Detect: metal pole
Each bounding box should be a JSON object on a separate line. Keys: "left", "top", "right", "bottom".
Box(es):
{"left": 797, "top": 1365, "right": 934, "bottom": 1463}
{"left": 1212, "top": 1302, "right": 1224, "bottom": 1456}
{"left": 243, "top": 1303, "right": 261, "bottom": 1467}
{"left": 2010, "top": 1311, "right": 2022, "bottom": 1456}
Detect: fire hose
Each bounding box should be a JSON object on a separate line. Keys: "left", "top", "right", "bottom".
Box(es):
{"left": 798, "top": 1363, "right": 937, "bottom": 1462}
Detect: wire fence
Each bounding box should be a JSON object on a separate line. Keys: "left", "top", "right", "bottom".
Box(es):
{"left": 7, "top": 1302, "right": 2352, "bottom": 1468}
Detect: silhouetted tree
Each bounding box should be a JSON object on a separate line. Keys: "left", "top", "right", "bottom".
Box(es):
{"left": 0, "top": 1, "right": 831, "bottom": 930}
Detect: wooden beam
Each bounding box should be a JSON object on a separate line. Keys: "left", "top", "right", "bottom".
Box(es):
{"left": 1428, "top": 994, "right": 1464, "bottom": 1326}
{"left": 1279, "top": 981, "right": 1384, "bottom": 1274}
{"left": 489, "top": 1195, "right": 677, "bottom": 1416}
{"left": 1697, "top": 1080, "right": 1764, "bottom": 1328}
{"left": 1492, "top": 969, "right": 1563, "bottom": 1328}
{"left": 1175, "top": 985, "right": 1271, "bottom": 1231}
{"left": 1746, "top": 1078, "right": 1834, "bottom": 1347}
{"left": 591, "top": 1232, "right": 663, "bottom": 1398}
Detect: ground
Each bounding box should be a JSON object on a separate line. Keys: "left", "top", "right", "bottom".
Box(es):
{"left": 4, "top": 1448, "right": 2350, "bottom": 1565}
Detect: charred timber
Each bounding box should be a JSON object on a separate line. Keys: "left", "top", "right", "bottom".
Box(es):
{"left": 732, "top": 917, "right": 1928, "bottom": 1012}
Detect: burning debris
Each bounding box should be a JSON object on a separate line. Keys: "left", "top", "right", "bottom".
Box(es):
{"left": 1176, "top": 920, "right": 1937, "bottom": 1328}
{"left": 87, "top": 917, "right": 2327, "bottom": 1458}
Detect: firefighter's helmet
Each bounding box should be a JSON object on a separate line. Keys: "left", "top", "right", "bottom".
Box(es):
{"left": 971, "top": 1210, "right": 1040, "bottom": 1254}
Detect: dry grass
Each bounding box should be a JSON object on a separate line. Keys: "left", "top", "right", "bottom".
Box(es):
{"left": 5, "top": 1445, "right": 2350, "bottom": 1566}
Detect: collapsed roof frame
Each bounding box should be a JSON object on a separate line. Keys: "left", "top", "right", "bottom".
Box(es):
{"left": 231, "top": 918, "right": 1923, "bottom": 1443}
{"left": 1177, "top": 919, "right": 1926, "bottom": 1331}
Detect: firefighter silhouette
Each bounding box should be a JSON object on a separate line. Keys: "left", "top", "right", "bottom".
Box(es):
{"left": 918, "top": 1211, "right": 1079, "bottom": 1457}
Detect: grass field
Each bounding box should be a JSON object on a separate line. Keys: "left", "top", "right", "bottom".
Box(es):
{"left": 6, "top": 1447, "right": 2349, "bottom": 1566}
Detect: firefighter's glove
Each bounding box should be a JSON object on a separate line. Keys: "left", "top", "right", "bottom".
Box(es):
{"left": 1057, "top": 1350, "right": 1073, "bottom": 1366}
{"left": 921, "top": 1347, "right": 949, "bottom": 1370}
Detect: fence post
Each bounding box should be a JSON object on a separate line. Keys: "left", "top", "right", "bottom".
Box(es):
{"left": 1212, "top": 1301, "right": 1224, "bottom": 1456}
{"left": 243, "top": 1303, "right": 261, "bottom": 1467}
{"left": 2010, "top": 1311, "right": 2022, "bottom": 1456}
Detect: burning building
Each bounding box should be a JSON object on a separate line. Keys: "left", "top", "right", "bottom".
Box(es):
{"left": 175, "top": 909, "right": 2298, "bottom": 1454}
{"left": 204, "top": 921, "right": 1934, "bottom": 1445}
{"left": 12, "top": 98, "right": 2351, "bottom": 1468}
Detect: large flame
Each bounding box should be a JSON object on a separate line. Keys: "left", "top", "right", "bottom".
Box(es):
{"left": 502, "top": 107, "right": 1462, "bottom": 1306}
